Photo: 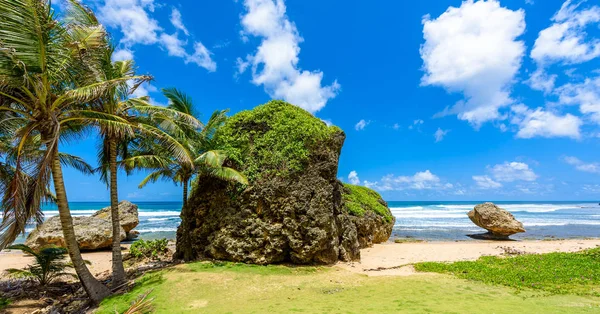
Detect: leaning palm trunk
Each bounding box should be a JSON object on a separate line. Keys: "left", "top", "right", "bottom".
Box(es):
{"left": 109, "top": 138, "right": 126, "bottom": 285}
{"left": 50, "top": 148, "right": 111, "bottom": 302}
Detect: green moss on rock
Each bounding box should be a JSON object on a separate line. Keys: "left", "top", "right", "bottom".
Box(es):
{"left": 215, "top": 100, "right": 341, "bottom": 183}
{"left": 343, "top": 184, "right": 393, "bottom": 223}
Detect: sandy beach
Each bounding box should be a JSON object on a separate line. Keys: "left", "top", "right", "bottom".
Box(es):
{"left": 0, "top": 246, "right": 130, "bottom": 279}
{"left": 2, "top": 239, "right": 599, "bottom": 279}
{"left": 339, "top": 239, "right": 600, "bottom": 276}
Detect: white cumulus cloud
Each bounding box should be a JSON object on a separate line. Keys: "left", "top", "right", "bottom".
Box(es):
{"left": 510, "top": 104, "right": 582, "bottom": 139}
{"left": 420, "top": 0, "right": 526, "bottom": 126}
{"left": 556, "top": 76, "right": 600, "bottom": 124}
{"left": 364, "top": 170, "right": 453, "bottom": 191}
{"left": 170, "top": 8, "right": 189, "bottom": 36}
{"left": 526, "top": 68, "right": 557, "bottom": 94}
{"left": 96, "top": 0, "right": 216, "bottom": 72}
{"left": 531, "top": 0, "right": 600, "bottom": 66}
{"left": 112, "top": 48, "right": 134, "bottom": 61}
{"left": 472, "top": 175, "right": 503, "bottom": 189}
{"left": 408, "top": 119, "right": 424, "bottom": 130}
{"left": 159, "top": 32, "right": 187, "bottom": 57}
{"left": 98, "top": 0, "right": 160, "bottom": 45}
{"left": 237, "top": 0, "right": 340, "bottom": 113}
{"left": 490, "top": 161, "right": 538, "bottom": 182}
{"left": 185, "top": 42, "right": 217, "bottom": 72}
{"left": 434, "top": 128, "right": 450, "bottom": 142}
{"left": 355, "top": 119, "right": 370, "bottom": 131}
{"left": 563, "top": 156, "right": 600, "bottom": 174}
{"left": 528, "top": 1, "right": 600, "bottom": 93}
{"left": 348, "top": 171, "right": 360, "bottom": 185}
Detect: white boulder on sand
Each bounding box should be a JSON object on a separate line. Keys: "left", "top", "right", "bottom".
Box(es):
{"left": 25, "top": 216, "right": 126, "bottom": 251}
{"left": 25, "top": 200, "right": 139, "bottom": 250}
{"left": 467, "top": 202, "right": 525, "bottom": 240}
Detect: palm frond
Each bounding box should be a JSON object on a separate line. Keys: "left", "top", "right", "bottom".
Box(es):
{"left": 0, "top": 0, "right": 66, "bottom": 81}
{"left": 121, "top": 155, "right": 173, "bottom": 172}
{"left": 201, "top": 110, "right": 228, "bottom": 140}
{"left": 122, "top": 290, "right": 155, "bottom": 314}
{"left": 64, "top": 0, "right": 100, "bottom": 26}
{"left": 5, "top": 268, "right": 35, "bottom": 279}
{"left": 138, "top": 169, "right": 177, "bottom": 188}
{"left": 203, "top": 166, "right": 248, "bottom": 186}
{"left": 6, "top": 244, "right": 73, "bottom": 285}
{"left": 53, "top": 76, "right": 152, "bottom": 110}
{"left": 195, "top": 150, "right": 227, "bottom": 168}
{"left": 7, "top": 244, "right": 38, "bottom": 256}
{"left": 0, "top": 128, "right": 50, "bottom": 249}
{"left": 58, "top": 152, "right": 94, "bottom": 175}
{"left": 131, "top": 103, "right": 201, "bottom": 129}
{"left": 162, "top": 88, "right": 197, "bottom": 117}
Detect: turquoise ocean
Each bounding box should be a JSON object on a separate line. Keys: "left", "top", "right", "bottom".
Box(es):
{"left": 13, "top": 201, "right": 600, "bottom": 243}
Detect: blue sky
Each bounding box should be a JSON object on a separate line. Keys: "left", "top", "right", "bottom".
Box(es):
{"left": 59, "top": 0, "right": 600, "bottom": 201}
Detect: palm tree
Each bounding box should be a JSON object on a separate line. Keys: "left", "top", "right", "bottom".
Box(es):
{"left": 0, "top": 0, "right": 114, "bottom": 301}
{"left": 0, "top": 0, "right": 189, "bottom": 302}
{"left": 92, "top": 50, "right": 200, "bottom": 286}
{"left": 124, "top": 88, "right": 248, "bottom": 261}
{"left": 5, "top": 244, "right": 78, "bottom": 286}
{"left": 93, "top": 51, "right": 146, "bottom": 287}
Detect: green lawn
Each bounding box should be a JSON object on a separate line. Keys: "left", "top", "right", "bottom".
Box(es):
{"left": 97, "top": 261, "right": 600, "bottom": 314}
{"left": 415, "top": 247, "right": 600, "bottom": 296}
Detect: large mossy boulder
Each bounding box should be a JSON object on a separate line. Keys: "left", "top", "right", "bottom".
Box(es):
{"left": 176, "top": 101, "right": 394, "bottom": 264}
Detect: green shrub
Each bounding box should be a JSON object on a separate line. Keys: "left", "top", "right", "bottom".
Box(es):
{"left": 342, "top": 184, "right": 393, "bottom": 222}
{"left": 130, "top": 239, "right": 169, "bottom": 260}
{"left": 5, "top": 244, "right": 77, "bottom": 286}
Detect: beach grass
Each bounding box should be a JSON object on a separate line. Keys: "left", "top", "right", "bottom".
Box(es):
{"left": 415, "top": 247, "right": 600, "bottom": 296}
{"left": 96, "top": 261, "right": 600, "bottom": 314}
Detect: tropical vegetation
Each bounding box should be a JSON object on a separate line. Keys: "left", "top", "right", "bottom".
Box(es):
{"left": 0, "top": 0, "right": 245, "bottom": 304}
{"left": 90, "top": 56, "right": 200, "bottom": 286}
{"left": 123, "top": 88, "right": 247, "bottom": 261}
{"left": 5, "top": 244, "right": 78, "bottom": 286}
{"left": 0, "top": 0, "right": 118, "bottom": 301}
{"left": 129, "top": 239, "right": 169, "bottom": 260}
